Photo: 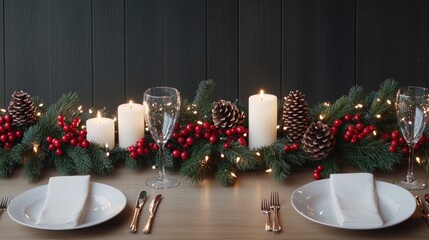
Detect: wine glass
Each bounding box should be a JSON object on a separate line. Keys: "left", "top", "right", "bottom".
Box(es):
{"left": 143, "top": 87, "right": 181, "bottom": 189}
{"left": 394, "top": 86, "right": 429, "bottom": 190}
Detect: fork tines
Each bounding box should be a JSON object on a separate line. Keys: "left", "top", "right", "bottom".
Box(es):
{"left": 270, "top": 191, "right": 282, "bottom": 232}
{"left": 0, "top": 196, "right": 13, "bottom": 213}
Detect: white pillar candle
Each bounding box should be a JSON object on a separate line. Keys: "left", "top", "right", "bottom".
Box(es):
{"left": 86, "top": 111, "right": 115, "bottom": 148}
{"left": 248, "top": 90, "right": 277, "bottom": 149}
{"left": 117, "top": 101, "right": 145, "bottom": 148}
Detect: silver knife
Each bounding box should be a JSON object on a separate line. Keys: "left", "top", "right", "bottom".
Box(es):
{"left": 129, "top": 191, "right": 147, "bottom": 233}
{"left": 143, "top": 194, "right": 162, "bottom": 234}
{"left": 424, "top": 194, "right": 429, "bottom": 206}
{"left": 415, "top": 196, "right": 429, "bottom": 225}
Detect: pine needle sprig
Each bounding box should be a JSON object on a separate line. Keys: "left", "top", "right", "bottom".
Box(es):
{"left": 214, "top": 160, "right": 237, "bottom": 186}
{"left": 89, "top": 145, "right": 115, "bottom": 176}
{"left": 65, "top": 146, "right": 92, "bottom": 174}
{"left": 193, "top": 80, "right": 215, "bottom": 119}
{"left": 180, "top": 143, "right": 213, "bottom": 184}
{"left": 0, "top": 150, "right": 15, "bottom": 177}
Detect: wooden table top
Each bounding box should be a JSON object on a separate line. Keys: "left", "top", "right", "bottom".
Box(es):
{"left": 0, "top": 164, "right": 428, "bottom": 240}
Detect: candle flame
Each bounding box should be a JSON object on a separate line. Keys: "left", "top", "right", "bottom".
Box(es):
{"left": 97, "top": 111, "right": 101, "bottom": 123}
{"left": 129, "top": 100, "right": 133, "bottom": 109}
{"left": 259, "top": 90, "right": 264, "bottom": 101}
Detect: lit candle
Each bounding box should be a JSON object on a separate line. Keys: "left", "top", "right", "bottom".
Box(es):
{"left": 248, "top": 90, "right": 277, "bottom": 149}
{"left": 86, "top": 111, "right": 115, "bottom": 148}
{"left": 117, "top": 100, "right": 145, "bottom": 148}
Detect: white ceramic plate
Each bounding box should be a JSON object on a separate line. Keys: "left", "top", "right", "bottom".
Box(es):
{"left": 7, "top": 182, "right": 126, "bottom": 230}
{"left": 291, "top": 179, "right": 416, "bottom": 230}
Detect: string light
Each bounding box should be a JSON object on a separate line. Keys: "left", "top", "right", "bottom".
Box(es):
{"left": 220, "top": 153, "right": 225, "bottom": 158}
{"left": 236, "top": 157, "right": 241, "bottom": 163}
{"left": 152, "top": 165, "right": 156, "bottom": 170}
{"left": 39, "top": 103, "right": 44, "bottom": 107}
{"left": 0, "top": 109, "right": 6, "bottom": 113}
{"left": 265, "top": 169, "right": 272, "bottom": 173}
{"left": 89, "top": 109, "right": 93, "bottom": 114}
{"left": 256, "top": 152, "right": 261, "bottom": 156}
{"left": 276, "top": 125, "right": 280, "bottom": 129}
{"left": 354, "top": 103, "right": 363, "bottom": 109}
{"left": 323, "top": 102, "right": 330, "bottom": 107}
{"left": 386, "top": 100, "right": 392, "bottom": 105}
{"left": 105, "top": 144, "right": 110, "bottom": 157}
{"left": 377, "top": 98, "right": 381, "bottom": 102}
{"left": 32, "top": 143, "right": 39, "bottom": 153}
{"left": 230, "top": 172, "right": 237, "bottom": 178}
{"left": 319, "top": 114, "right": 325, "bottom": 120}
{"left": 197, "top": 120, "right": 203, "bottom": 125}
{"left": 416, "top": 157, "right": 421, "bottom": 164}
{"left": 375, "top": 114, "right": 381, "bottom": 119}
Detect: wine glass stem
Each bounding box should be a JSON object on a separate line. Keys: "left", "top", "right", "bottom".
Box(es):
{"left": 158, "top": 143, "right": 167, "bottom": 182}
{"left": 406, "top": 143, "right": 415, "bottom": 183}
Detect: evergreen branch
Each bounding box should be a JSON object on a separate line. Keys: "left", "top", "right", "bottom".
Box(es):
{"left": 180, "top": 143, "right": 214, "bottom": 184}
{"left": 320, "top": 95, "right": 354, "bottom": 125}
{"left": 214, "top": 160, "right": 236, "bottom": 186}
{"left": 89, "top": 145, "right": 115, "bottom": 176}
{"left": 65, "top": 147, "right": 92, "bottom": 174}
{"left": 23, "top": 155, "right": 45, "bottom": 183}
{"left": 0, "top": 151, "right": 15, "bottom": 177}
{"left": 367, "top": 79, "right": 398, "bottom": 122}
{"left": 53, "top": 154, "right": 77, "bottom": 176}
{"left": 216, "top": 142, "right": 256, "bottom": 171}
{"left": 193, "top": 80, "right": 215, "bottom": 119}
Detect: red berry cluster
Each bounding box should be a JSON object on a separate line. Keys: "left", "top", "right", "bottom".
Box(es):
{"left": 128, "top": 138, "right": 158, "bottom": 159}
{"left": 170, "top": 122, "right": 248, "bottom": 161}
{"left": 313, "top": 165, "right": 324, "bottom": 180}
{"left": 386, "top": 130, "right": 426, "bottom": 155}
{"left": 284, "top": 143, "right": 300, "bottom": 153}
{"left": 0, "top": 114, "right": 23, "bottom": 150}
{"left": 331, "top": 114, "right": 376, "bottom": 143}
{"left": 46, "top": 115, "right": 90, "bottom": 155}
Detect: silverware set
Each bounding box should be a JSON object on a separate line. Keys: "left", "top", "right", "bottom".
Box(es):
{"left": 260, "top": 191, "right": 282, "bottom": 232}
{"left": 0, "top": 196, "right": 13, "bottom": 215}
{"left": 129, "top": 191, "right": 162, "bottom": 234}
{"left": 415, "top": 194, "right": 429, "bottom": 224}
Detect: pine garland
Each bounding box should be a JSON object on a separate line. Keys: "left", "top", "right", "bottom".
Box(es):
{"left": 0, "top": 78, "right": 427, "bottom": 186}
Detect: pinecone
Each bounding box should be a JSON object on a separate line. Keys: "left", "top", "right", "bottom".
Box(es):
{"left": 212, "top": 99, "right": 244, "bottom": 129}
{"left": 8, "top": 90, "right": 38, "bottom": 127}
{"left": 301, "top": 121, "right": 336, "bottom": 160}
{"left": 283, "top": 90, "right": 310, "bottom": 142}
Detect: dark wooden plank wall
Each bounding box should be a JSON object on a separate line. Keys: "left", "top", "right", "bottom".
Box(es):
{"left": 1, "top": 0, "right": 428, "bottom": 113}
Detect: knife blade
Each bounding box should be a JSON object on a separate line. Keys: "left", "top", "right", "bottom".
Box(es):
{"left": 143, "top": 194, "right": 162, "bottom": 234}
{"left": 129, "top": 190, "right": 147, "bottom": 233}
{"left": 415, "top": 196, "right": 429, "bottom": 225}
{"left": 424, "top": 194, "right": 429, "bottom": 206}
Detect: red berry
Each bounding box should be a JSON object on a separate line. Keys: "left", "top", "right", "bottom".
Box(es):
{"left": 57, "top": 114, "right": 65, "bottom": 122}
{"left": 0, "top": 116, "right": 3, "bottom": 124}
{"left": 224, "top": 143, "right": 231, "bottom": 149}
{"left": 202, "top": 121, "right": 211, "bottom": 130}
{"left": 71, "top": 122, "right": 79, "bottom": 129}
{"left": 330, "top": 126, "right": 338, "bottom": 136}
{"left": 128, "top": 146, "right": 136, "bottom": 152}
{"left": 180, "top": 129, "right": 189, "bottom": 137}
{"left": 70, "top": 138, "right": 78, "bottom": 146}
{"left": 53, "top": 139, "right": 61, "bottom": 148}
{"left": 388, "top": 145, "right": 397, "bottom": 153}
{"left": 351, "top": 137, "right": 358, "bottom": 144}
{"left": 181, "top": 151, "right": 190, "bottom": 160}
{"left": 195, "top": 125, "right": 203, "bottom": 133}
{"left": 1, "top": 134, "right": 10, "bottom": 143}
{"left": 333, "top": 119, "right": 342, "bottom": 128}
{"left": 7, "top": 134, "right": 15, "bottom": 142}
{"left": 137, "top": 147, "right": 144, "bottom": 155}
{"left": 130, "top": 151, "right": 138, "bottom": 159}
{"left": 313, "top": 171, "right": 321, "bottom": 180}
{"left": 166, "top": 143, "right": 172, "bottom": 149}
{"left": 153, "top": 144, "right": 160, "bottom": 151}
{"left": 80, "top": 140, "right": 90, "bottom": 148}
{"left": 15, "top": 130, "right": 23, "bottom": 138}
{"left": 3, "top": 122, "right": 11, "bottom": 130}
{"left": 236, "top": 126, "right": 245, "bottom": 135}
{"left": 343, "top": 114, "right": 352, "bottom": 122}
{"left": 401, "top": 147, "right": 409, "bottom": 155}
{"left": 292, "top": 143, "right": 300, "bottom": 151}
{"left": 391, "top": 130, "right": 399, "bottom": 140}
{"left": 381, "top": 133, "right": 390, "bottom": 140}
{"left": 186, "top": 123, "right": 195, "bottom": 132}
{"left": 4, "top": 142, "right": 12, "bottom": 149}
{"left": 186, "top": 137, "right": 194, "bottom": 146}
{"left": 46, "top": 136, "right": 53, "bottom": 143}
{"left": 143, "top": 147, "right": 150, "bottom": 154}
{"left": 172, "top": 132, "right": 179, "bottom": 139}
{"left": 390, "top": 140, "right": 398, "bottom": 147}
{"left": 80, "top": 130, "right": 87, "bottom": 137}
{"left": 203, "top": 131, "right": 211, "bottom": 140}
{"left": 48, "top": 143, "right": 56, "bottom": 151}
{"left": 177, "top": 137, "right": 185, "bottom": 144}
{"left": 55, "top": 148, "right": 63, "bottom": 156}
{"left": 284, "top": 145, "right": 292, "bottom": 152}
{"left": 317, "top": 165, "right": 324, "bottom": 172}
{"left": 353, "top": 114, "right": 361, "bottom": 122}
{"left": 61, "top": 135, "right": 69, "bottom": 143}
{"left": 172, "top": 149, "right": 181, "bottom": 158}
{"left": 356, "top": 123, "right": 364, "bottom": 131}
{"left": 225, "top": 129, "right": 233, "bottom": 136}
{"left": 4, "top": 114, "right": 12, "bottom": 122}
{"left": 209, "top": 135, "right": 217, "bottom": 144}
{"left": 238, "top": 137, "right": 247, "bottom": 146}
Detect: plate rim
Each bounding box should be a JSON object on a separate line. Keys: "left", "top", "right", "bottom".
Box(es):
{"left": 7, "top": 182, "right": 126, "bottom": 230}
{"left": 290, "top": 178, "right": 416, "bottom": 230}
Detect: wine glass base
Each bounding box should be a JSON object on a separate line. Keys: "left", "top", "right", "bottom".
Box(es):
{"left": 145, "top": 176, "right": 180, "bottom": 189}
{"left": 394, "top": 178, "right": 427, "bottom": 190}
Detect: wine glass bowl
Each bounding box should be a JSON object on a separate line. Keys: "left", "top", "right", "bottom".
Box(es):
{"left": 143, "top": 87, "right": 181, "bottom": 189}
{"left": 394, "top": 86, "right": 429, "bottom": 190}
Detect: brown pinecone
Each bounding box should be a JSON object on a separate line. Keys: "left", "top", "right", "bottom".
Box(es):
{"left": 301, "top": 121, "right": 336, "bottom": 160}
{"left": 212, "top": 99, "right": 244, "bottom": 129}
{"left": 283, "top": 90, "right": 310, "bottom": 142}
{"left": 8, "top": 90, "right": 38, "bottom": 127}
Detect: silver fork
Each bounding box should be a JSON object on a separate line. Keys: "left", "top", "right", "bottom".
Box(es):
{"left": 261, "top": 199, "right": 272, "bottom": 231}
{"left": 0, "top": 196, "right": 13, "bottom": 214}
{"left": 270, "top": 192, "right": 282, "bottom": 232}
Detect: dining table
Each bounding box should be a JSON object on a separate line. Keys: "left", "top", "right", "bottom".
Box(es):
{"left": 0, "top": 162, "right": 428, "bottom": 240}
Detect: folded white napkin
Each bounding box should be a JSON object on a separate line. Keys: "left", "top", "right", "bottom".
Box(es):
{"left": 330, "top": 173, "right": 383, "bottom": 227}
{"left": 36, "top": 175, "right": 90, "bottom": 227}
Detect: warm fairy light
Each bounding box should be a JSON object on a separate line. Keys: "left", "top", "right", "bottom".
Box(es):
{"left": 236, "top": 157, "right": 241, "bottom": 163}
{"left": 323, "top": 102, "right": 330, "bottom": 107}
{"left": 256, "top": 152, "right": 261, "bottom": 156}
{"left": 230, "top": 172, "right": 237, "bottom": 178}
{"left": 82, "top": 125, "right": 86, "bottom": 129}
{"left": 193, "top": 111, "right": 198, "bottom": 114}
{"left": 186, "top": 106, "right": 191, "bottom": 110}
{"left": 32, "top": 143, "right": 39, "bottom": 153}
{"left": 377, "top": 98, "right": 380, "bottom": 102}
{"left": 416, "top": 157, "right": 421, "bottom": 164}
{"left": 319, "top": 114, "right": 324, "bottom": 120}
{"left": 145, "top": 127, "right": 149, "bottom": 131}
{"left": 39, "top": 103, "right": 44, "bottom": 107}
{"left": 386, "top": 99, "right": 392, "bottom": 105}
{"left": 152, "top": 165, "right": 156, "bottom": 170}
{"left": 197, "top": 121, "right": 203, "bottom": 125}
{"left": 243, "top": 133, "right": 247, "bottom": 137}
{"left": 78, "top": 105, "right": 82, "bottom": 111}
{"left": 373, "top": 131, "right": 377, "bottom": 136}
{"left": 265, "top": 169, "right": 272, "bottom": 173}
{"left": 276, "top": 125, "right": 280, "bottom": 129}
{"left": 205, "top": 155, "right": 209, "bottom": 161}
{"left": 220, "top": 153, "right": 225, "bottom": 158}
{"left": 106, "top": 152, "right": 110, "bottom": 157}
{"left": 37, "top": 112, "right": 42, "bottom": 116}
{"left": 0, "top": 109, "right": 6, "bottom": 113}
{"left": 89, "top": 109, "right": 93, "bottom": 114}
{"left": 283, "top": 126, "right": 287, "bottom": 130}
{"left": 355, "top": 103, "right": 363, "bottom": 109}
{"left": 375, "top": 114, "right": 381, "bottom": 119}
